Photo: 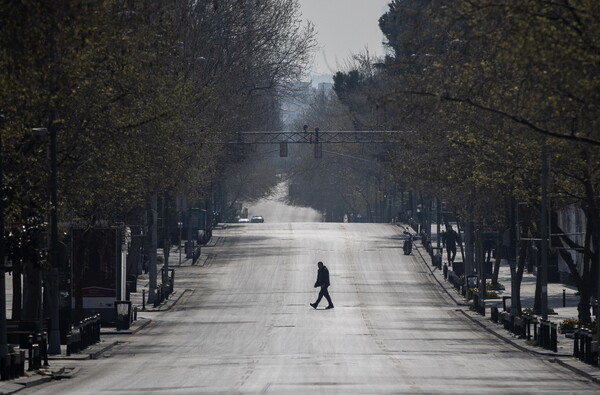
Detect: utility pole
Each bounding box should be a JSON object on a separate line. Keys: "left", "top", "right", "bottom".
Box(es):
{"left": 162, "top": 193, "right": 169, "bottom": 298}
{"left": 147, "top": 193, "right": 158, "bottom": 304}
{"left": 48, "top": 122, "right": 61, "bottom": 354}
{"left": 509, "top": 199, "right": 519, "bottom": 316}
{"left": 597, "top": 232, "right": 600, "bottom": 366}
{"left": 464, "top": 222, "right": 473, "bottom": 291}
{"left": 540, "top": 140, "right": 550, "bottom": 320}
{"left": 0, "top": 116, "right": 8, "bottom": 358}
{"left": 477, "top": 222, "right": 486, "bottom": 311}
{"left": 29, "top": 126, "right": 60, "bottom": 353}
{"left": 436, "top": 198, "right": 441, "bottom": 252}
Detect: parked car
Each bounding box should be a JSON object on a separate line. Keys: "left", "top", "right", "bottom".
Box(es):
{"left": 250, "top": 215, "right": 264, "bottom": 223}
{"left": 238, "top": 218, "right": 250, "bottom": 223}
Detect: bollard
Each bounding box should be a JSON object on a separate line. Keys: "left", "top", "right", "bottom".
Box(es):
{"left": 490, "top": 306, "right": 498, "bottom": 323}
{"left": 563, "top": 289, "right": 566, "bottom": 307}
{"left": 79, "top": 321, "right": 85, "bottom": 349}
{"left": 27, "top": 335, "right": 34, "bottom": 371}
{"left": 10, "top": 353, "right": 17, "bottom": 380}
{"left": 10, "top": 352, "right": 18, "bottom": 379}
{"left": 66, "top": 334, "right": 72, "bottom": 356}
{"left": 539, "top": 320, "right": 547, "bottom": 349}
{"left": 586, "top": 330, "right": 593, "bottom": 364}
{"left": 154, "top": 287, "right": 161, "bottom": 307}
{"left": 142, "top": 289, "right": 146, "bottom": 310}
{"left": 443, "top": 263, "right": 448, "bottom": 279}
{"left": 573, "top": 327, "right": 579, "bottom": 358}
{"left": 0, "top": 355, "right": 7, "bottom": 381}
{"left": 579, "top": 328, "right": 586, "bottom": 361}
{"left": 91, "top": 316, "right": 97, "bottom": 343}
{"left": 170, "top": 269, "right": 175, "bottom": 294}
{"left": 96, "top": 315, "right": 101, "bottom": 343}
{"left": 551, "top": 322, "right": 558, "bottom": 352}
{"left": 41, "top": 332, "right": 48, "bottom": 366}
{"left": 32, "top": 344, "right": 40, "bottom": 370}
{"left": 18, "top": 350, "right": 25, "bottom": 377}
{"left": 580, "top": 330, "right": 588, "bottom": 362}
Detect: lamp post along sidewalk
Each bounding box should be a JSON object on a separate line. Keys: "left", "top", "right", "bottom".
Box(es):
{"left": 178, "top": 221, "right": 183, "bottom": 266}
{"left": 540, "top": 140, "right": 549, "bottom": 321}
{"left": 31, "top": 126, "right": 61, "bottom": 354}
{"left": 0, "top": 116, "right": 9, "bottom": 358}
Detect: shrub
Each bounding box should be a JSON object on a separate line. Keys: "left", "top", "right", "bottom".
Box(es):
{"left": 486, "top": 282, "right": 505, "bottom": 291}
{"left": 559, "top": 319, "right": 577, "bottom": 333}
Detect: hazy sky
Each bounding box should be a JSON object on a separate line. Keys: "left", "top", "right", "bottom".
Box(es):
{"left": 297, "top": 0, "right": 391, "bottom": 76}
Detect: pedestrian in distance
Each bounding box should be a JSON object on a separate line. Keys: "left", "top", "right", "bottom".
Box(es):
{"left": 442, "top": 225, "right": 461, "bottom": 266}
{"left": 310, "top": 261, "right": 334, "bottom": 309}
{"left": 402, "top": 226, "right": 413, "bottom": 255}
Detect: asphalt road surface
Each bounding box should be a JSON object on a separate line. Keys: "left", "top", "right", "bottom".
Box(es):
{"left": 27, "top": 197, "right": 600, "bottom": 394}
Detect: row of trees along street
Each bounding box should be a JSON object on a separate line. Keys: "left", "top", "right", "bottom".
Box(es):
{"left": 0, "top": 0, "right": 315, "bottom": 356}
{"left": 290, "top": 1, "right": 599, "bottom": 328}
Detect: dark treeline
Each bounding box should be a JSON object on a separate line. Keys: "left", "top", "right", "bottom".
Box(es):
{"left": 0, "top": 0, "right": 314, "bottom": 318}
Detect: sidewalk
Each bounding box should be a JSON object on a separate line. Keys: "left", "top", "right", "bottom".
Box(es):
{"left": 0, "top": 230, "right": 223, "bottom": 393}
{"left": 402, "top": 222, "right": 600, "bottom": 384}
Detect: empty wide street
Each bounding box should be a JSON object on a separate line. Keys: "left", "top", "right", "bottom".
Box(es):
{"left": 27, "top": 211, "right": 599, "bottom": 394}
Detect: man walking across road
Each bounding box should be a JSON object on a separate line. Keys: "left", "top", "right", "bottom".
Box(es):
{"left": 310, "top": 261, "right": 334, "bottom": 309}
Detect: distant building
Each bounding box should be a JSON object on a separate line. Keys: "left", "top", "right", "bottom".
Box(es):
{"left": 280, "top": 76, "right": 335, "bottom": 126}
{"left": 317, "top": 82, "right": 334, "bottom": 93}
{"left": 280, "top": 81, "right": 312, "bottom": 125}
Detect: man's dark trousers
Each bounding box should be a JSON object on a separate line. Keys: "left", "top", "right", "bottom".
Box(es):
{"left": 316, "top": 285, "right": 333, "bottom": 307}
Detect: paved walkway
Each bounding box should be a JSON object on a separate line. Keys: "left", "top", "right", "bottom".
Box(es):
{"left": 404, "top": 222, "right": 600, "bottom": 384}
{"left": 0, "top": 229, "right": 222, "bottom": 394}
{"left": 416, "top": 223, "right": 581, "bottom": 322}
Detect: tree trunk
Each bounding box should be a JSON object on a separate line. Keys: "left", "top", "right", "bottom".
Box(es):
{"left": 491, "top": 233, "right": 501, "bottom": 285}
{"left": 11, "top": 261, "right": 21, "bottom": 320}
{"left": 22, "top": 260, "right": 42, "bottom": 321}
{"left": 510, "top": 238, "right": 528, "bottom": 316}
{"left": 577, "top": 287, "right": 592, "bottom": 324}
{"left": 147, "top": 193, "right": 158, "bottom": 304}
{"left": 533, "top": 246, "right": 542, "bottom": 314}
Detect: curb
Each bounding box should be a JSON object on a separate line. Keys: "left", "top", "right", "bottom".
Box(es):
{"left": 89, "top": 340, "right": 122, "bottom": 360}
{"left": 554, "top": 357, "right": 600, "bottom": 385}
{"left": 46, "top": 340, "right": 121, "bottom": 362}
{"left": 0, "top": 366, "right": 65, "bottom": 394}
{"left": 141, "top": 288, "right": 192, "bottom": 312}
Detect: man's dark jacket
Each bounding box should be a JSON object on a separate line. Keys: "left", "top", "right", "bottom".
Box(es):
{"left": 443, "top": 229, "right": 460, "bottom": 248}
{"left": 314, "top": 266, "right": 330, "bottom": 287}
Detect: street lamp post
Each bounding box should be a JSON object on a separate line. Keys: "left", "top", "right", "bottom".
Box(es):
{"left": 31, "top": 126, "right": 61, "bottom": 354}
{"left": 540, "top": 140, "right": 549, "bottom": 321}
{"left": 178, "top": 221, "right": 183, "bottom": 266}
{"left": 0, "top": 115, "right": 8, "bottom": 359}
